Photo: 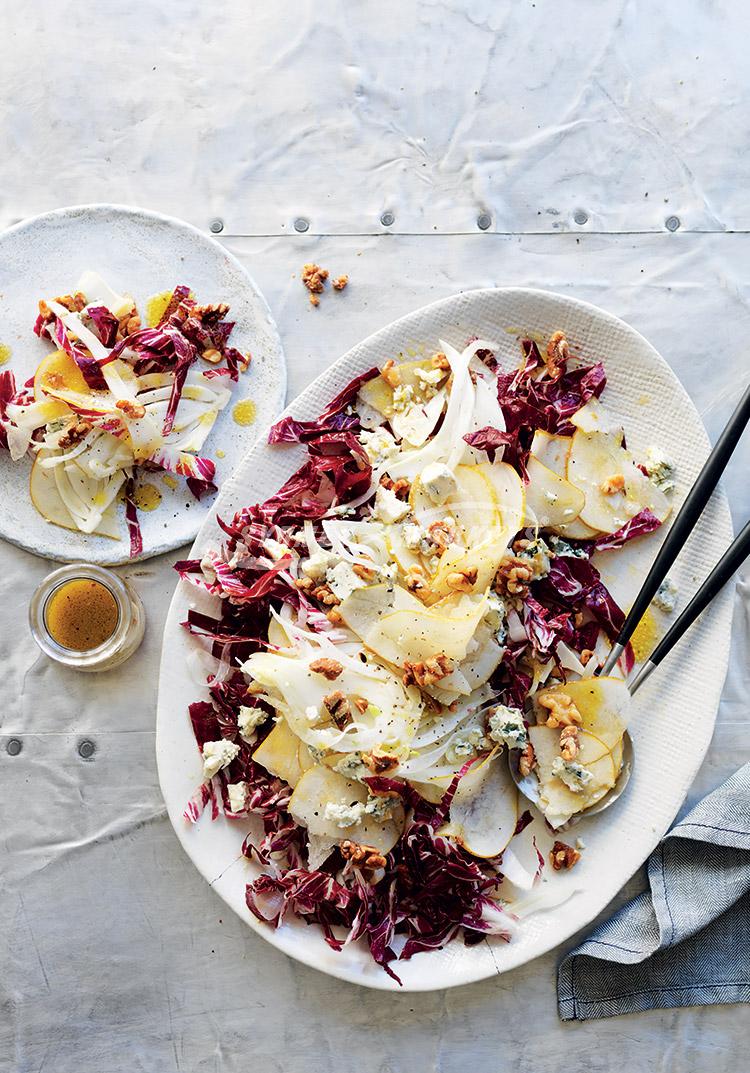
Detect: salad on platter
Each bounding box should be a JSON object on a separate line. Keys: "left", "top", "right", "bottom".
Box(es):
{"left": 0, "top": 272, "right": 248, "bottom": 554}
{"left": 176, "top": 330, "right": 673, "bottom": 980}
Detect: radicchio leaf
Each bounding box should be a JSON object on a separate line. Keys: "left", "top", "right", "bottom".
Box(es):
{"left": 594, "top": 508, "right": 661, "bottom": 551}
{"left": 268, "top": 366, "right": 380, "bottom": 444}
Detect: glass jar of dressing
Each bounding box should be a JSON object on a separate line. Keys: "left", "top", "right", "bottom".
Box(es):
{"left": 29, "top": 564, "right": 145, "bottom": 672}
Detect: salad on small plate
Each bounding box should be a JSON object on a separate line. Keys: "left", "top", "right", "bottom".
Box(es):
{"left": 0, "top": 271, "right": 248, "bottom": 555}
{"left": 174, "top": 328, "right": 673, "bottom": 981}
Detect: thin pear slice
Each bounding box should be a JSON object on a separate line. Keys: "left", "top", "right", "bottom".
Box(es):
{"left": 448, "top": 464, "right": 501, "bottom": 544}
{"left": 34, "top": 349, "right": 115, "bottom": 414}
{"left": 442, "top": 752, "right": 518, "bottom": 858}
{"left": 524, "top": 455, "right": 586, "bottom": 529}
{"left": 480, "top": 461, "right": 525, "bottom": 536}
{"left": 567, "top": 429, "right": 671, "bottom": 534}
{"left": 530, "top": 429, "right": 572, "bottom": 476}
{"left": 358, "top": 357, "right": 449, "bottom": 418}
{"left": 289, "top": 765, "right": 405, "bottom": 853}
{"left": 429, "top": 539, "right": 506, "bottom": 599}
{"left": 530, "top": 430, "right": 599, "bottom": 537}
{"left": 535, "top": 677, "right": 631, "bottom": 751}
{"left": 253, "top": 719, "right": 314, "bottom": 788}
{"left": 529, "top": 725, "right": 617, "bottom": 828}
{"left": 30, "top": 452, "right": 120, "bottom": 539}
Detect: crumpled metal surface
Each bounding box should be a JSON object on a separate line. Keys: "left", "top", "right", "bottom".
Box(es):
{"left": 2, "top": 2, "right": 750, "bottom": 1070}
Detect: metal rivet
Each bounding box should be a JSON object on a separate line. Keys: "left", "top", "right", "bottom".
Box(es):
{"left": 476, "top": 213, "right": 492, "bottom": 231}
{"left": 293, "top": 217, "right": 310, "bottom": 233}
{"left": 573, "top": 209, "right": 589, "bottom": 226}
{"left": 380, "top": 211, "right": 395, "bottom": 228}
{"left": 6, "top": 738, "right": 22, "bottom": 756}
{"left": 665, "top": 215, "right": 680, "bottom": 232}
{"left": 209, "top": 218, "right": 224, "bottom": 234}
{"left": 78, "top": 739, "right": 96, "bottom": 760}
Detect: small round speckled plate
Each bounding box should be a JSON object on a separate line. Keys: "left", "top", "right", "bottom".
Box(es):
{"left": 0, "top": 204, "right": 286, "bottom": 564}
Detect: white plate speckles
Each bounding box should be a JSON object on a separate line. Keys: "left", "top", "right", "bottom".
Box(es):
{"left": 156, "top": 288, "right": 733, "bottom": 991}
{"left": 0, "top": 204, "right": 285, "bottom": 564}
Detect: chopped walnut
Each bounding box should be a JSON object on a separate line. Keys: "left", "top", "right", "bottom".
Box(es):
{"left": 573, "top": 611, "right": 585, "bottom": 628}
{"left": 494, "top": 556, "right": 534, "bottom": 599}
{"left": 559, "top": 725, "right": 580, "bottom": 761}
{"left": 340, "top": 840, "right": 387, "bottom": 870}
{"left": 37, "top": 299, "right": 54, "bottom": 324}
{"left": 193, "top": 302, "right": 230, "bottom": 321}
{"left": 404, "top": 565, "right": 429, "bottom": 599}
{"left": 600, "top": 474, "right": 625, "bottom": 495}
{"left": 301, "top": 263, "right": 328, "bottom": 296}
{"left": 238, "top": 353, "right": 252, "bottom": 373}
{"left": 580, "top": 648, "right": 594, "bottom": 666}
{"left": 201, "top": 348, "right": 223, "bottom": 364}
{"left": 379, "top": 474, "right": 410, "bottom": 500}
{"left": 545, "top": 331, "right": 570, "bottom": 379}
{"left": 309, "top": 657, "right": 343, "bottom": 681}
{"left": 54, "top": 292, "right": 87, "bottom": 313}
{"left": 115, "top": 309, "right": 141, "bottom": 337}
{"left": 446, "top": 566, "right": 478, "bottom": 592}
{"left": 362, "top": 752, "right": 399, "bottom": 775}
{"left": 537, "top": 690, "right": 583, "bottom": 728}
{"left": 115, "top": 399, "right": 146, "bottom": 420}
{"left": 550, "top": 840, "right": 581, "bottom": 870}
{"left": 326, "top": 608, "right": 343, "bottom": 624}
{"left": 311, "top": 584, "right": 340, "bottom": 607}
{"left": 309, "top": 293, "right": 320, "bottom": 307}
{"left": 322, "top": 691, "right": 350, "bottom": 729}
{"left": 431, "top": 351, "right": 450, "bottom": 371}
{"left": 352, "top": 563, "right": 376, "bottom": 581}
{"left": 58, "top": 419, "right": 92, "bottom": 450}
{"left": 381, "top": 359, "right": 401, "bottom": 389}
{"left": 403, "top": 653, "right": 453, "bottom": 689}
{"left": 332, "top": 275, "right": 348, "bottom": 291}
{"left": 295, "top": 576, "right": 315, "bottom": 593}
{"left": 427, "top": 520, "right": 457, "bottom": 551}
{"left": 518, "top": 741, "right": 536, "bottom": 778}
{"left": 350, "top": 694, "right": 369, "bottom": 714}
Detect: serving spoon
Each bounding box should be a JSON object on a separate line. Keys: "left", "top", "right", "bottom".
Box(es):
{"left": 502, "top": 518, "right": 750, "bottom": 819}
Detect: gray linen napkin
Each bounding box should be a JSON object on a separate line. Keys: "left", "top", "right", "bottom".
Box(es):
{"left": 557, "top": 763, "right": 750, "bottom": 1020}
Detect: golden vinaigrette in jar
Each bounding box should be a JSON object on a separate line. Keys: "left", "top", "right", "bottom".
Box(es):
{"left": 30, "top": 565, "right": 145, "bottom": 671}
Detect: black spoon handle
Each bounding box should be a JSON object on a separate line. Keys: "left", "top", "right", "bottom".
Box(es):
{"left": 602, "top": 379, "right": 750, "bottom": 675}
{"left": 630, "top": 519, "right": 750, "bottom": 692}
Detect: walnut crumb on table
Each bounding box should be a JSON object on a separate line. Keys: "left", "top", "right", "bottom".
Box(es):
{"left": 332, "top": 275, "right": 348, "bottom": 290}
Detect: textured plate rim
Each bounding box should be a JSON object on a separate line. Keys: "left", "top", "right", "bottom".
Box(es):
{"left": 156, "top": 286, "right": 733, "bottom": 991}
{"left": 0, "top": 201, "right": 286, "bottom": 564}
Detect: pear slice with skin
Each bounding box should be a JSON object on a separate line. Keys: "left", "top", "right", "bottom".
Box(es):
{"left": 567, "top": 428, "right": 671, "bottom": 534}
{"left": 253, "top": 719, "right": 315, "bottom": 789}
{"left": 529, "top": 725, "right": 617, "bottom": 828}
{"left": 30, "top": 451, "right": 121, "bottom": 539}
{"left": 524, "top": 455, "right": 586, "bottom": 529}
{"left": 480, "top": 461, "right": 525, "bottom": 537}
{"left": 441, "top": 751, "right": 518, "bottom": 858}
{"left": 358, "top": 357, "right": 449, "bottom": 418}
{"left": 529, "top": 429, "right": 600, "bottom": 538}
{"left": 289, "top": 764, "right": 405, "bottom": 853}
{"left": 534, "top": 676, "right": 631, "bottom": 751}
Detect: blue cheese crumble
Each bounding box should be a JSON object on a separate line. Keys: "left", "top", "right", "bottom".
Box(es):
{"left": 444, "top": 726, "right": 489, "bottom": 764}
{"left": 487, "top": 705, "right": 528, "bottom": 750}
{"left": 202, "top": 739, "right": 240, "bottom": 781}
{"left": 653, "top": 577, "right": 678, "bottom": 613}
{"left": 237, "top": 705, "right": 268, "bottom": 742}
{"left": 551, "top": 757, "right": 594, "bottom": 794}
{"left": 645, "top": 445, "right": 676, "bottom": 494}
{"left": 324, "top": 801, "right": 366, "bottom": 827}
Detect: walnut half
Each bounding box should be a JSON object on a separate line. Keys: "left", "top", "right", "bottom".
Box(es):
{"left": 550, "top": 840, "right": 581, "bottom": 870}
